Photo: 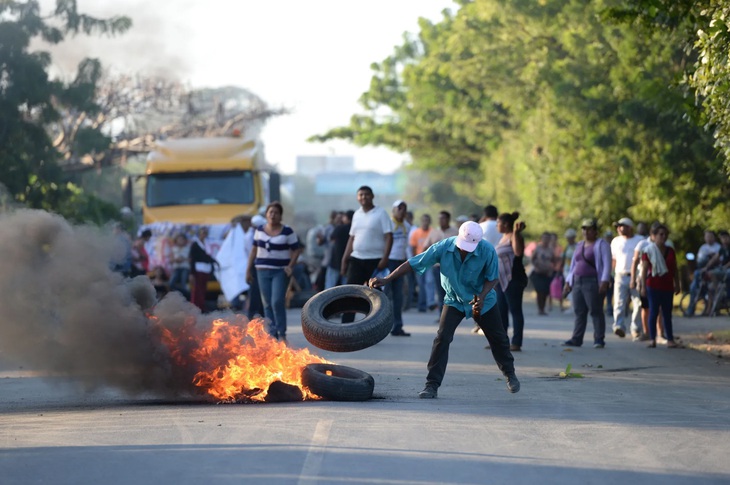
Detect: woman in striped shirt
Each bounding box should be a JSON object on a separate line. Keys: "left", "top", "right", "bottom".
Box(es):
{"left": 246, "top": 202, "right": 301, "bottom": 342}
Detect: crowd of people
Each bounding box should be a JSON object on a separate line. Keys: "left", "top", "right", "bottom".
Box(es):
{"left": 313, "top": 192, "right": 728, "bottom": 356}
{"left": 111, "top": 184, "right": 729, "bottom": 398}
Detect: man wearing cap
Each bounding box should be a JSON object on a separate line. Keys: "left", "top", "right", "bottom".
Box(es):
{"left": 562, "top": 218, "right": 612, "bottom": 348}
{"left": 387, "top": 200, "right": 412, "bottom": 336}
{"left": 610, "top": 217, "right": 645, "bottom": 339}
{"left": 369, "top": 221, "right": 520, "bottom": 398}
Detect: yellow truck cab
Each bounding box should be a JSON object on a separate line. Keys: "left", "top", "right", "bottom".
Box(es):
{"left": 143, "top": 136, "right": 277, "bottom": 225}
{"left": 125, "top": 135, "right": 280, "bottom": 306}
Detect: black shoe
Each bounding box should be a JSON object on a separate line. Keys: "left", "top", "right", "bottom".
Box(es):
{"left": 391, "top": 329, "right": 411, "bottom": 337}
{"left": 428, "top": 304, "right": 438, "bottom": 311}
{"left": 562, "top": 340, "right": 581, "bottom": 347}
{"left": 418, "top": 386, "right": 437, "bottom": 398}
{"left": 505, "top": 373, "right": 520, "bottom": 393}
{"left": 614, "top": 327, "right": 626, "bottom": 338}
{"left": 509, "top": 344, "right": 521, "bottom": 352}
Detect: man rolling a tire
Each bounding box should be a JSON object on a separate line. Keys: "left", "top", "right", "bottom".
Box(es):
{"left": 369, "top": 221, "right": 520, "bottom": 398}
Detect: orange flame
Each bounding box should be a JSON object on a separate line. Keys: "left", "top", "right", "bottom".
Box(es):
{"left": 153, "top": 315, "right": 329, "bottom": 402}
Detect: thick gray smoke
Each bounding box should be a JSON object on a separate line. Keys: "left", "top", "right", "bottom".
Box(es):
{"left": 0, "top": 210, "right": 228, "bottom": 399}
{"left": 34, "top": 0, "right": 195, "bottom": 80}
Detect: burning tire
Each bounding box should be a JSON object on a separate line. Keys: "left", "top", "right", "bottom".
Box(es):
{"left": 301, "top": 284, "right": 392, "bottom": 352}
{"left": 302, "top": 363, "right": 374, "bottom": 401}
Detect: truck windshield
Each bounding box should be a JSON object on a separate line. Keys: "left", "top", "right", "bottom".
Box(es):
{"left": 146, "top": 171, "right": 255, "bottom": 207}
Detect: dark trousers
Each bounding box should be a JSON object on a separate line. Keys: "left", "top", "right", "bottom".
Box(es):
{"left": 432, "top": 266, "right": 446, "bottom": 310}
{"left": 246, "top": 265, "right": 264, "bottom": 319}
{"left": 647, "top": 287, "right": 674, "bottom": 341}
{"left": 569, "top": 276, "right": 606, "bottom": 345}
{"left": 386, "top": 259, "right": 405, "bottom": 332}
{"left": 686, "top": 269, "right": 706, "bottom": 315}
{"left": 604, "top": 277, "right": 614, "bottom": 316}
{"left": 191, "top": 271, "right": 210, "bottom": 312}
{"left": 496, "top": 281, "right": 526, "bottom": 347}
{"left": 426, "top": 304, "right": 514, "bottom": 388}
{"left": 342, "top": 257, "right": 381, "bottom": 323}
{"left": 169, "top": 267, "right": 190, "bottom": 300}
{"left": 406, "top": 270, "right": 417, "bottom": 307}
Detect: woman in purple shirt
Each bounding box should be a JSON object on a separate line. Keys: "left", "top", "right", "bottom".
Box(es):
{"left": 562, "top": 218, "right": 612, "bottom": 348}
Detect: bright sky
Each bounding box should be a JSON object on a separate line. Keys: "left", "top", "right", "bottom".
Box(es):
{"left": 43, "top": 0, "right": 457, "bottom": 175}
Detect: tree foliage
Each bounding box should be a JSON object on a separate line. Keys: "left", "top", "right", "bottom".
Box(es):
{"left": 51, "top": 77, "right": 288, "bottom": 172}
{"left": 312, "top": 0, "right": 730, "bottom": 247}
{"left": 606, "top": 0, "right": 730, "bottom": 172}
{"left": 0, "top": 0, "right": 130, "bottom": 223}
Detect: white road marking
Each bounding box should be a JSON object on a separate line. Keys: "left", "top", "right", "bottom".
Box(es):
{"left": 297, "top": 419, "right": 333, "bottom": 485}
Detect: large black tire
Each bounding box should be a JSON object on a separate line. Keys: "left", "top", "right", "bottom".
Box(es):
{"left": 302, "top": 363, "right": 374, "bottom": 401}
{"left": 301, "top": 284, "right": 393, "bottom": 352}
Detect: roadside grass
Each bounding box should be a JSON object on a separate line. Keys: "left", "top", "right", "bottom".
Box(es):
{"left": 682, "top": 329, "right": 730, "bottom": 358}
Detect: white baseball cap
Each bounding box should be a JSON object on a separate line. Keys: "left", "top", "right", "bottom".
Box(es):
{"left": 392, "top": 199, "right": 406, "bottom": 208}
{"left": 616, "top": 217, "right": 634, "bottom": 228}
{"left": 251, "top": 215, "right": 266, "bottom": 227}
{"left": 456, "top": 221, "right": 483, "bottom": 252}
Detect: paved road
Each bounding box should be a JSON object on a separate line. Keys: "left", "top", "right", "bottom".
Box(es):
{"left": 1, "top": 297, "right": 729, "bottom": 484}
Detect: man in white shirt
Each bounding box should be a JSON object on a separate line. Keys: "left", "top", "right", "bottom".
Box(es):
{"left": 387, "top": 200, "right": 412, "bottom": 336}
{"left": 341, "top": 185, "right": 393, "bottom": 323}
{"left": 479, "top": 204, "right": 501, "bottom": 247}
{"left": 424, "top": 210, "right": 459, "bottom": 313}
{"left": 610, "top": 217, "right": 645, "bottom": 339}
{"left": 685, "top": 230, "right": 722, "bottom": 316}
{"left": 405, "top": 210, "right": 418, "bottom": 308}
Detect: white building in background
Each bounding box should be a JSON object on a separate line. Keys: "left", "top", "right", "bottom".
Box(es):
{"left": 315, "top": 172, "right": 402, "bottom": 196}
{"left": 296, "top": 155, "right": 355, "bottom": 178}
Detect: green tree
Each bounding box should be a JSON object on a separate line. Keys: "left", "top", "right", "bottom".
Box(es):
{"left": 0, "top": 0, "right": 130, "bottom": 223}
{"left": 312, "top": 0, "right": 730, "bottom": 247}
{"left": 607, "top": 0, "right": 730, "bottom": 173}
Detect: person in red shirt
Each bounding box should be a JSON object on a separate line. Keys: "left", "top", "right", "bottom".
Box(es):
{"left": 409, "top": 213, "right": 435, "bottom": 312}
{"left": 131, "top": 229, "right": 152, "bottom": 277}
{"left": 639, "top": 223, "right": 680, "bottom": 348}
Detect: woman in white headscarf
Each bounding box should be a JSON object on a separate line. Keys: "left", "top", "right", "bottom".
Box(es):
{"left": 639, "top": 223, "right": 680, "bottom": 348}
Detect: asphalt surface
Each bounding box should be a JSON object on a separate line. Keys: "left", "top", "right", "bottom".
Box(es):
{"left": 1, "top": 296, "right": 729, "bottom": 485}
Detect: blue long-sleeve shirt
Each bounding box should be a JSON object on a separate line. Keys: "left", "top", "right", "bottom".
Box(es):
{"left": 408, "top": 236, "right": 498, "bottom": 319}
